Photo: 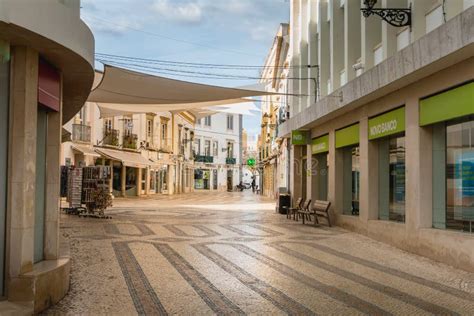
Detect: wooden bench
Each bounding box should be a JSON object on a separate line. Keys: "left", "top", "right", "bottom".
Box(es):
{"left": 284, "top": 197, "right": 303, "bottom": 220}
{"left": 311, "top": 200, "right": 332, "bottom": 227}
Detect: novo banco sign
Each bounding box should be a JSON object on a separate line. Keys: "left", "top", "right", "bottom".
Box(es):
{"left": 368, "top": 107, "right": 406, "bottom": 140}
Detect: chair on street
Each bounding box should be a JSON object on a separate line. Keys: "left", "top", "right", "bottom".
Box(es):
{"left": 284, "top": 197, "right": 303, "bottom": 220}
{"left": 297, "top": 199, "right": 312, "bottom": 223}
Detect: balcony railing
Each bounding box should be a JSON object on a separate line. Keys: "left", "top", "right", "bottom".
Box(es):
{"left": 226, "top": 157, "right": 236, "bottom": 165}
{"left": 72, "top": 124, "right": 91, "bottom": 143}
{"left": 123, "top": 133, "right": 138, "bottom": 150}
{"left": 194, "top": 155, "right": 214, "bottom": 163}
{"left": 103, "top": 129, "right": 119, "bottom": 147}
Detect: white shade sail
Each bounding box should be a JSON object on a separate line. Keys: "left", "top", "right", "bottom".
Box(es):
{"left": 88, "top": 65, "right": 273, "bottom": 105}
{"left": 95, "top": 147, "right": 152, "bottom": 168}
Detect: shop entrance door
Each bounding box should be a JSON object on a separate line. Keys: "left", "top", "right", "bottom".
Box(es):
{"left": 213, "top": 169, "right": 218, "bottom": 190}
{"left": 227, "top": 169, "right": 233, "bottom": 191}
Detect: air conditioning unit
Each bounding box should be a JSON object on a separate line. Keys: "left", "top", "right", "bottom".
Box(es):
{"left": 352, "top": 62, "right": 364, "bottom": 71}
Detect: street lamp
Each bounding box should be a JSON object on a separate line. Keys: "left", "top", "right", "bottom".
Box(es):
{"left": 361, "top": 0, "right": 411, "bottom": 28}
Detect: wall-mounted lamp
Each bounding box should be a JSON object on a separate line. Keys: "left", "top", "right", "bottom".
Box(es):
{"left": 361, "top": 0, "right": 411, "bottom": 28}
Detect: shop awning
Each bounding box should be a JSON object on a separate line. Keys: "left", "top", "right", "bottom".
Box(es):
{"left": 88, "top": 65, "right": 273, "bottom": 105}
{"left": 95, "top": 147, "right": 151, "bottom": 168}
{"left": 72, "top": 144, "right": 101, "bottom": 157}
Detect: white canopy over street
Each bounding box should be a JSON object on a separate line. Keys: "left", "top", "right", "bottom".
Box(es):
{"left": 87, "top": 65, "right": 271, "bottom": 118}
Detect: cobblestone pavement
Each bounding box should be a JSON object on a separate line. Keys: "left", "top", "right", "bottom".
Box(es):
{"left": 46, "top": 191, "right": 474, "bottom": 315}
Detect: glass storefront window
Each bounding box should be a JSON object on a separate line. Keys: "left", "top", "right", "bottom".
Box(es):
{"left": 311, "top": 153, "right": 328, "bottom": 201}
{"left": 446, "top": 118, "right": 474, "bottom": 232}
{"left": 379, "top": 135, "right": 406, "bottom": 222}
{"left": 342, "top": 146, "right": 360, "bottom": 216}
{"left": 194, "top": 169, "right": 211, "bottom": 190}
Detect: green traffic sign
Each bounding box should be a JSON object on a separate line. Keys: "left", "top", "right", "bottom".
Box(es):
{"left": 247, "top": 158, "right": 256, "bottom": 166}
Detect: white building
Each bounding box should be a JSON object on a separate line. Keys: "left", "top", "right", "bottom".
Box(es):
{"left": 280, "top": 0, "right": 474, "bottom": 271}
{"left": 193, "top": 113, "right": 242, "bottom": 191}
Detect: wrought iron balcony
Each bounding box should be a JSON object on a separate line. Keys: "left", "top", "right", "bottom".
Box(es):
{"left": 123, "top": 133, "right": 138, "bottom": 150}
{"left": 194, "top": 155, "right": 214, "bottom": 163}
{"left": 226, "top": 157, "right": 236, "bottom": 165}
{"left": 103, "top": 129, "right": 119, "bottom": 147}
{"left": 72, "top": 124, "right": 91, "bottom": 143}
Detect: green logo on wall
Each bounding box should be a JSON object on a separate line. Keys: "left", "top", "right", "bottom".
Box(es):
{"left": 247, "top": 158, "right": 256, "bottom": 166}
{"left": 368, "top": 107, "right": 406, "bottom": 140}
{"left": 291, "top": 130, "right": 309, "bottom": 145}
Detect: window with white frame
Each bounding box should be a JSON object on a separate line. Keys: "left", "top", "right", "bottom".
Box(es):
{"left": 194, "top": 139, "right": 201, "bottom": 156}
{"left": 204, "top": 116, "right": 211, "bottom": 127}
{"left": 397, "top": 28, "right": 410, "bottom": 51}
{"left": 204, "top": 140, "right": 211, "bottom": 156}
{"left": 123, "top": 116, "right": 133, "bottom": 136}
{"left": 212, "top": 141, "right": 218, "bottom": 156}
{"left": 146, "top": 118, "right": 153, "bottom": 138}
{"left": 374, "top": 44, "right": 383, "bottom": 66}
{"left": 227, "top": 114, "right": 234, "bottom": 130}
{"left": 104, "top": 118, "right": 113, "bottom": 133}
{"left": 425, "top": 5, "right": 443, "bottom": 33}
{"left": 161, "top": 122, "right": 168, "bottom": 142}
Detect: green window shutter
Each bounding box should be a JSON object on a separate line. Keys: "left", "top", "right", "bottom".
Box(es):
{"left": 311, "top": 134, "right": 329, "bottom": 154}
{"left": 291, "top": 130, "right": 309, "bottom": 145}
{"left": 368, "top": 107, "right": 405, "bottom": 140}
{"left": 420, "top": 82, "right": 474, "bottom": 126}
{"left": 336, "top": 123, "right": 359, "bottom": 148}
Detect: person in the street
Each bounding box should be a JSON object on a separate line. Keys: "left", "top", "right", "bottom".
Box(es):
{"left": 251, "top": 177, "right": 256, "bottom": 193}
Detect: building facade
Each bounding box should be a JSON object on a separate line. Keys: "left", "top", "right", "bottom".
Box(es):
{"left": 193, "top": 113, "right": 242, "bottom": 191}
{"left": 61, "top": 102, "right": 195, "bottom": 197}
{"left": 0, "top": 0, "right": 95, "bottom": 312}
{"left": 280, "top": 0, "right": 474, "bottom": 271}
{"left": 259, "top": 23, "right": 291, "bottom": 198}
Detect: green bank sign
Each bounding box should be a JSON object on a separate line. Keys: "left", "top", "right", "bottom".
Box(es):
{"left": 368, "top": 107, "right": 405, "bottom": 140}
{"left": 247, "top": 158, "right": 256, "bottom": 167}
{"left": 291, "top": 130, "right": 309, "bottom": 145}
{"left": 312, "top": 134, "right": 329, "bottom": 154}
{"left": 336, "top": 123, "right": 359, "bottom": 148}
{"left": 420, "top": 82, "right": 474, "bottom": 126}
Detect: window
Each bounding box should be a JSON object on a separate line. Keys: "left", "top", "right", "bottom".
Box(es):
{"left": 445, "top": 118, "right": 474, "bottom": 232}
{"left": 397, "top": 28, "right": 410, "bottom": 51}
{"left": 104, "top": 118, "right": 113, "bottom": 133}
{"left": 374, "top": 44, "right": 383, "bottom": 66}
{"left": 425, "top": 5, "right": 443, "bottom": 33}
{"left": 312, "top": 153, "right": 329, "bottom": 201}
{"left": 227, "top": 142, "right": 234, "bottom": 158}
{"left": 204, "top": 140, "right": 211, "bottom": 156}
{"left": 227, "top": 114, "right": 234, "bottom": 130}
{"left": 194, "top": 139, "right": 201, "bottom": 156}
{"left": 123, "top": 116, "right": 133, "bottom": 137}
{"left": 204, "top": 116, "right": 211, "bottom": 127}
{"left": 378, "top": 135, "right": 406, "bottom": 222}
{"left": 342, "top": 146, "right": 360, "bottom": 216}
{"left": 147, "top": 118, "right": 153, "bottom": 138}
{"left": 161, "top": 123, "right": 167, "bottom": 141}
{"left": 197, "top": 118, "right": 202, "bottom": 125}
{"left": 213, "top": 141, "right": 218, "bottom": 156}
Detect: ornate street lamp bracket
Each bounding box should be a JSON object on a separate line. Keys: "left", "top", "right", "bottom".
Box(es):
{"left": 361, "top": 0, "right": 411, "bottom": 28}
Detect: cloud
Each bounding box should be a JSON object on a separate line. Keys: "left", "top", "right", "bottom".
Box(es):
{"left": 151, "top": 0, "right": 203, "bottom": 23}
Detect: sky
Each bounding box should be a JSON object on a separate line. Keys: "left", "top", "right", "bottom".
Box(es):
{"left": 80, "top": 0, "right": 290, "bottom": 136}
